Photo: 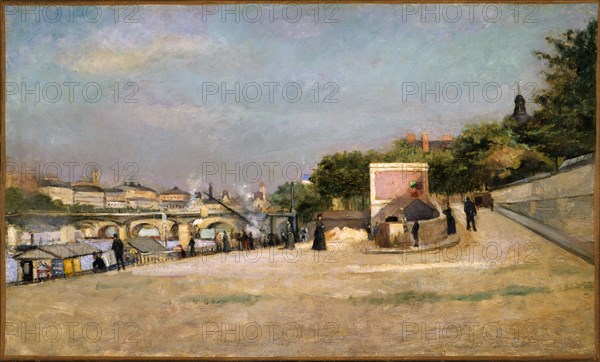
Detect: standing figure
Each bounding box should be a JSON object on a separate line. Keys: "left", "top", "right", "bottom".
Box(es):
{"left": 464, "top": 197, "right": 478, "bottom": 231}
{"left": 490, "top": 197, "right": 495, "bottom": 212}
{"left": 312, "top": 214, "right": 327, "bottom": 251}
{"left": 285, "top": 221, "right": 295, "bottom": 250}
{"left": 248, "top": 232, "right": 255, "bottom": 250}
{"left": 215, "top": 232, "right": 223, "bottom": 252}
{"left": 411, "top": 220, "right": 420, "bottom": 247}
{"left": 300, "top": 226, "right": 308, "bottom": 243}
{"left": 241, "top": 231, "right": 249, "bottom": 251}
{"left": 442, "top": 204, "right": 456, "bottom": 235}
{"left": 373, "top": 222, "right": 380, "bottom": 240}
{"left": 111, "top": 233, "right": 126, "bottom": 271}
{"left": 222, "top": 231, "right": 231, "bottom": 253}
{"left": 189, "top": 236, "right": 196, "bottom": 256}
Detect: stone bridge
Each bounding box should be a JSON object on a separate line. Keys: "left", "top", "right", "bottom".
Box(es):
{"left": 6, "top": 211, "right": 294, "bottom": 248}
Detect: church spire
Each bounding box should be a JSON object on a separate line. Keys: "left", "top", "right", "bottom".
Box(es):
{"left": 512, "top": 82, "right": 531, "bottom": 125}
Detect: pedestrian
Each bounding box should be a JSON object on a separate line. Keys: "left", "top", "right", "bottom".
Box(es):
{"left": 464, "top": 196, "right": 478, "bottom": 231}
{"left": 241, "top": 231, "right": 249, "bottom": 251}
{"left": 222, "top": 231, "right": 231, "bottom": 253}
{"left": 490, "top": 197, "right": 495, "bottom": 212}
{"left": 373, "top": 222, "right": 380, "bottom": 240}
{"left": 312, "top": 213, "right": 327, "bottom": 251}
{"left": 92, "top": 252, "right": 107, "bottom": 273}
{"left": 111, "top": 233, "right": 126, "bottom": 271}
{"left": 285, "top": 221, "right": 295, "bottom": 250}
{"left": 411, "top": 219, "right": 420, "bottom": 247}
{"left": 189, "top": 236, "right": 196, "bottom": 256}
{"left": 248, "top": 232, "right": 255, "bottom": 250}
{"left": 301, "top": 226, "right": 308, "bottom": 243}
{"left": 179, "top": 244, "right": 186, "bottom": 258}
{"left": 215, "top": 232, "right": 223, "bottom": 252}
{"left": 442, "top": 204, "right": 456, "bottom": 235}
{"left": 366, "top": 222, "right": 372, "bottom": 239}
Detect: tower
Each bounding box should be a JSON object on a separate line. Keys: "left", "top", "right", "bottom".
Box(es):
{"left": 512, "top": 84, "right": 531, "bottom": 125}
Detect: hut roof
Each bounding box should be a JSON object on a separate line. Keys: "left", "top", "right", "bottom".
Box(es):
{"left": 127, "top": 237, "right": 168, "bottom": 253}
{"left": 373, "top": 191, "right": 438, "bottom": 224}
{"left": 14, "top": 249, "right": 57, "bottom": 261}
{"left": 14, "top": 242, "right": 101, "bottom": 260}
{"left": 160, "top": 186, "right": 190, "bottom": 196}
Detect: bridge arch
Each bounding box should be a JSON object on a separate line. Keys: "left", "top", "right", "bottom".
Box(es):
{"left": 74, "top": 220, "right": 122, "bottom": 239}
{"left": 128, "top": 219, "right": 174, "bottom": 239}
{"left": 195, "top": 217, "right": 239, "bottom": 232}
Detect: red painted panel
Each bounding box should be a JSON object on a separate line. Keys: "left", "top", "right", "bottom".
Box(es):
{"left": 374, "top": 170, "right": 424, "bottom": 200}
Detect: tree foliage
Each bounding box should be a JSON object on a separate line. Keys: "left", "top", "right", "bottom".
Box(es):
{"left": 6, "top": 187, "right": 66, "bottom": 214}
{"left": 270, "top": 182, "right": 329, "bottom": 224}
{"left": 525, "top": 19, "right": 597, "bottom": 164}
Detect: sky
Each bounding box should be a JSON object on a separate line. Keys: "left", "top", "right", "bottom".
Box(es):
{"left": 5, "top": 4, "right": 598, "bottom": 195}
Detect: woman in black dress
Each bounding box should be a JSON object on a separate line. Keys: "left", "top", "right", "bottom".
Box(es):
{"left": 312, "top": 214, "right": 327, "bottom": 250}
{"left": 442, "top": 204, "right": 457, "bottom": 235}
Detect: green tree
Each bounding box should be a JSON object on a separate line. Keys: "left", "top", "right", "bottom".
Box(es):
{"left": 378, "top": 139, "right": 427, "bottom": 163}
{"left": 270, "top": 182, "right": 329, "bottom": 224}
{"left": 529, "top": 19, "right": 597, "bottom": 164}
{"left": 6, "top": 187, "right": 29, "bottom": 214}
{"left": 310, "top": 150, "right": 371, "bottom": 210}
{"left": 6, "top": 187, "right": 67, "bottom": 213}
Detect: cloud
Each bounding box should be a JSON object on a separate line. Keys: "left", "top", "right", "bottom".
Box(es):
{"left": 63, "top": 34, "right": 226, "bottom": 74}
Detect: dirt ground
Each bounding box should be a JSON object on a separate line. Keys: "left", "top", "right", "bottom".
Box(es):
{"left": 4, "top": 207, "right": 595, "bottom": 358}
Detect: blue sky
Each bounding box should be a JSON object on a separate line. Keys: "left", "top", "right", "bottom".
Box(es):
{"left": 5, "top": 4, "right": 597, "bottom": 194}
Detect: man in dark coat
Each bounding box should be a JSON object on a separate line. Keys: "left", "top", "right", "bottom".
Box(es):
{"left": 189, "top": 237, "right": 196, "bottom": 256}
{"left": 312, "top": 214, "right": 327, "bottom": 251}
{"left": 111, "top": 233, "right": 126, "bottom": 271}
{"left": 464, "top": 197, "right": 478, "bottom": 231}
{"left": 92, "top": 252, "right": 107, "bottom": 273}
{"left": 248, "top": 232, "right": 255, "bottom": 250}
{"left": 442, "top": 204, "right": 457, "bottom": 235}
{"left": 411, "top": 220, "right": 420, "bottom": 247}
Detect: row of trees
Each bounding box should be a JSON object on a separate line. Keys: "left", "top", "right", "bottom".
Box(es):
{"left": 271, "top": 19, "right": 596, "bottom": 222}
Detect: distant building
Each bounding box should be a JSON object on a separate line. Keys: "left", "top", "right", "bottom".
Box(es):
{"left": 159, "top": 186, "right": 191, "bottom": 210}
{"left": 38, "top": 178, "right": 74, "bottom": 205}
{"left": 6, "top": 172, "right": 37, "bottom": 192}
{"left": 252, "top": 183, "right": 270, "bottom": 212}
{"left": 405, "top": 132, "right": 453, "bottom": 152}
{"left": 72, "top": 185, "right": 105, "bottom": 208}
{"left": 221, "top": 190, "right": 231, "bottom": 203}
{"left": 104, "top": 188, "right": 128, "bottom": 209}
{"left": 120, "top": 182, "right": 159, "bottom": 210}
{"left": 127, "top": 197, "right": 159, "bottom": 210}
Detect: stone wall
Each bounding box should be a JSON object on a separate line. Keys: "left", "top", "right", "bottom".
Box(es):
{"left": 376, "top": 217, "right": 448, "bottom": 248}
{"left": 491, "top": 163, "right": 594, "bottom": 242}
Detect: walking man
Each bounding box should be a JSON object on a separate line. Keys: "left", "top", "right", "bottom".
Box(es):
{"left": 411, "top": 219, "right": 420, "bottom": 247}
{"left": 189, "top": 236, "right": 196, "bottom": 256}
{"left": 111, "top": 233, "right": 126, "bottom": 271}
{"left": 464, "top": 197, "right": 478, "bottom": 231}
